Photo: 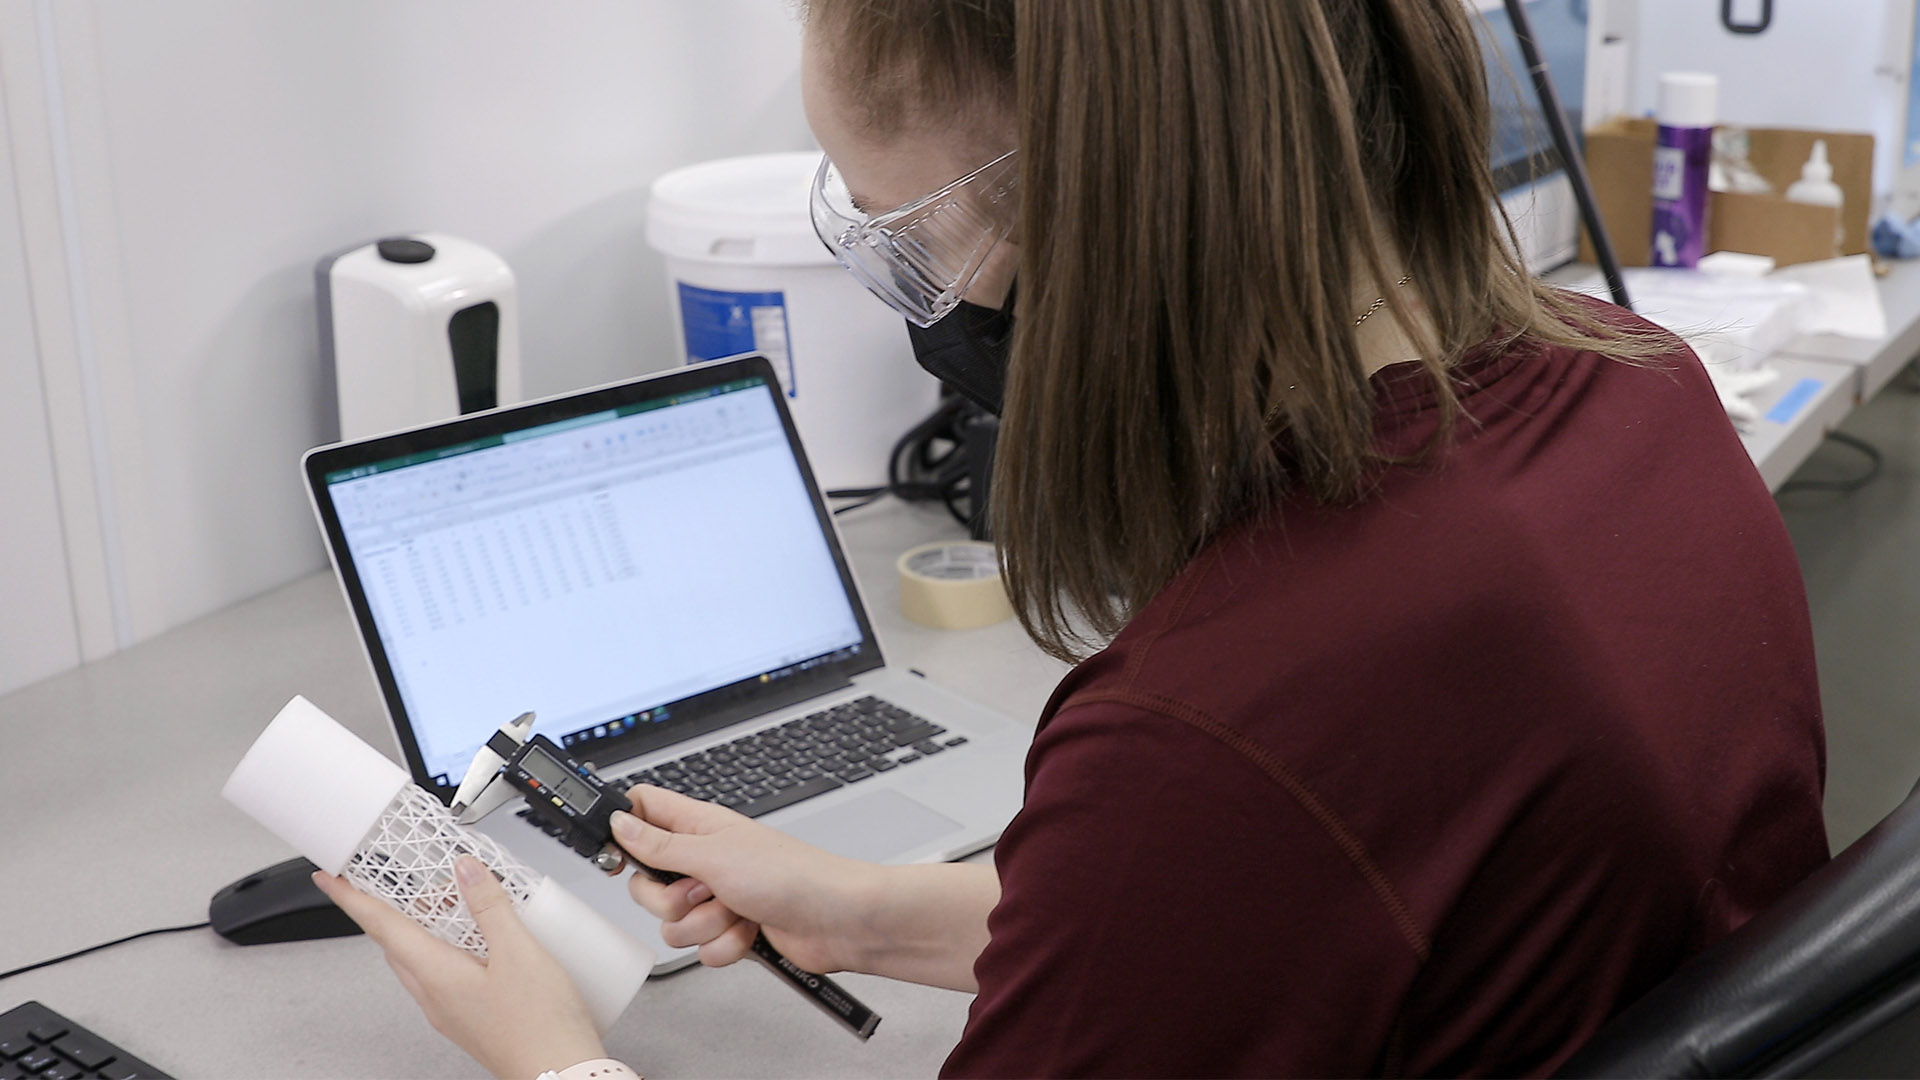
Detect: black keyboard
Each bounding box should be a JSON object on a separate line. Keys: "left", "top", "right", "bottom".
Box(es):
{"left": 0, "top": 1002, "right": 170, "bottom": 1080}
{"left": 518, "top": 695, "right": 970, "bottom": 828}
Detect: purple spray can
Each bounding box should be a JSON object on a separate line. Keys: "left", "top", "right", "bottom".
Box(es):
{"left": 1651, "top": 73, "right": 1718, "bottom": 268}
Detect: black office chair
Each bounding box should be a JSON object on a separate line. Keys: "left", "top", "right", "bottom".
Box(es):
{"left": 1556, "top": 779, "right": 1920, "bottom": 1078}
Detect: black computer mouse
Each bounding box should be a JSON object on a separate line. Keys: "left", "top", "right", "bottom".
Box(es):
{"left": 209, "top": 856, "right": 365, "bottom": 945}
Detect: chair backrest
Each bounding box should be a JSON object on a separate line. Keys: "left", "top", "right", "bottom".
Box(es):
{"left": 1556, "top": 781, "right": 1920, "bottom": 1078}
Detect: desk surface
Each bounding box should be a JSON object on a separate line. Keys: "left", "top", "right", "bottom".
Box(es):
{"left": 1779, "top": 257, "right": 1920, "bottom": 401}
{"left": 1736, "top": 357, "right": 1858, "bottom": 492}
{"left": 0, "top": 499, "right": 1067, "bottom": 1079}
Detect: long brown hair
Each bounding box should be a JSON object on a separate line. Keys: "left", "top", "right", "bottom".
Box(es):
{"left": 809, "top": 0, "right": 1668, "bottom": 662}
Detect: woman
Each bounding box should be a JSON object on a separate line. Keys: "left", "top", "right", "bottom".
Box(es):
{"left": 316, "top": 1, "right": 1828, "bottom": 1075}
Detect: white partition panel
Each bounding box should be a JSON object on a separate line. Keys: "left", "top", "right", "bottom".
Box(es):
{"left": 0, "top": 68, "right": 82, "bottom": 694}
{"left": 3, "top": 0, "right": 811, "bottom": 663}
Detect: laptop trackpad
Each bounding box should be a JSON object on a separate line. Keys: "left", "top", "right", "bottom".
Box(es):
{"left": 781, "top": 790, "right": 964, "bottom": 863}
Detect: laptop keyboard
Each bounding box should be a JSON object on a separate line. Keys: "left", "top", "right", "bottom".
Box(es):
{"left": 0, "top": 1001, "right": 171, "bottom": 1080}
{"left": 518, "top": 695, "right": 969, "bottom": 826}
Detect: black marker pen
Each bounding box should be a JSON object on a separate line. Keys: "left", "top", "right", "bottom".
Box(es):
{"left": 628, "top": 850, "right": 881, "bottom": 1041}
{"left": 749, "top": 931, "right": 882, "bottom": 1040}
{"left": 503, "top": 737, "right": 882, "bottom": 1041}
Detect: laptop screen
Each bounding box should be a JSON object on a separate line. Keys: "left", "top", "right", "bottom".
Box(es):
{"left": 316, "top": 369, "right": 869, "bottom": 788}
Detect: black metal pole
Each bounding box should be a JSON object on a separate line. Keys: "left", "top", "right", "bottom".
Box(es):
{"left": 1502, "top": 0, "right": 1633, "bottom": 311}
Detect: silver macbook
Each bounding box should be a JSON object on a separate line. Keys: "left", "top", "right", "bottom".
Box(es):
{"left": 303, "top": 355, "right": 1027, "bottom": 972}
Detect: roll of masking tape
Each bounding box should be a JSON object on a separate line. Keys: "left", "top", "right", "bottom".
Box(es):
{"left": 896, "top": 540, "right": 1014, "bottom": 630}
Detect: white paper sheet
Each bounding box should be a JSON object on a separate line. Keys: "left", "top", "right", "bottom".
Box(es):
{"left": 1771, "top": 255, "right": 1889, "bottom": 341}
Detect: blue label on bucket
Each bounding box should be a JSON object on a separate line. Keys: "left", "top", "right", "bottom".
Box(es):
{"left": 676, "top": 283, "right": 796, "bottom": 397}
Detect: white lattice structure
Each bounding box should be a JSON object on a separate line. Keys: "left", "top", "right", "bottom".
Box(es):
{"left": 342, "top": 784, "right": 542, "bottom": 958}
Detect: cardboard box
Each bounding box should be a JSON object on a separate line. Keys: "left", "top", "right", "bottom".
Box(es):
{"left": 1710, "top": 193, "right": 1847, "bottom": 269}
{"left": 1576, "top": 117, "right": 1871, "bottom": 269}
{"left": 1582, "top": 117, "right": 1656, "bottom": 268}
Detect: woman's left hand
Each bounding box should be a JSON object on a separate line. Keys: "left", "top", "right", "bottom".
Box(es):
{"left": 313, "top": 855, "right": 609, "bottom": 1080}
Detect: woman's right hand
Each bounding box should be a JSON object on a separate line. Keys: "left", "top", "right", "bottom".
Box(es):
{"left": 612, "top": 785, "right": 882, "bottom": 974}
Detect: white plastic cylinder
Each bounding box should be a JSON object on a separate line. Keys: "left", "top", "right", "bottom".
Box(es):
{"left": 646, "top": 152, "right": 939, "bottom": 490}
{"left": 223, "top": 696, "right": 653, "bottom": 1033}
{"left": 221, "top": 695, "right": 411, "bottom": 875}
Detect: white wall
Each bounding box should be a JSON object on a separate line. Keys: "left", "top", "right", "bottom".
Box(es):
{"left": 0, "top": 0, "right": 811, "bottom": 692}
{"left": 1627, "top": 0, "right": 1910, "bottom": 200}
{"left": 0, "top": 68, "right": 82, "bottom": 692}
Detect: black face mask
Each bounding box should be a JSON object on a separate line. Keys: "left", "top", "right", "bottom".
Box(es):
{"left": 904, "top": 289, "right": 1014, "bottom": 417}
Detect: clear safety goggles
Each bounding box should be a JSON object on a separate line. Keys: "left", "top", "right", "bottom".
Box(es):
{"left": 809, "top": 149, "right": 1018, "bottom": 327}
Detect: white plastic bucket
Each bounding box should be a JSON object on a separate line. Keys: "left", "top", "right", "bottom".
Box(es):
{"left": 646, "top": 152, "right": 937, "bottom": 490}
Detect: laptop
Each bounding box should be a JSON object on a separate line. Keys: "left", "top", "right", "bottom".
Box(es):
{"left": 303, "top": 354, "right": 1028, "bottom": 972}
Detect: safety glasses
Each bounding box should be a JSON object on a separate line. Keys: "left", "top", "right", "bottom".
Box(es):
{"left": 810, "top": 150, "right": 1018, "bottom": 327}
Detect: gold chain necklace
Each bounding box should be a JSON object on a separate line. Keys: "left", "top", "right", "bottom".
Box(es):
{"left": 1354, "top": 275, "right": 1413, "bottom": 327}
{"left": 1265, "top": 275, "right": 1414, "bottom": 424}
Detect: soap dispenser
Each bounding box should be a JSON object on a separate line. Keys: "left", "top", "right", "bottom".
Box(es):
{"left": 316, "top": 233, "right": 523, "bottom": 442}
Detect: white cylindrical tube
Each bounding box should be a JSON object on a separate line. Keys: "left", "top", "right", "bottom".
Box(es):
{"left": 222, "top": 696, "right": 654, "bottom": 1033}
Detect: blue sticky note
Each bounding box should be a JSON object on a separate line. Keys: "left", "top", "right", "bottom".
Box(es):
{"left": 1765, "top": 378, "right": 1824, "bottom": 425}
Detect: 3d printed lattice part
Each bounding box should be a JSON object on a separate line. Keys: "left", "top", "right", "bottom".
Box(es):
{"left": 342, "top": 784, "right": 542, "bottom": 958}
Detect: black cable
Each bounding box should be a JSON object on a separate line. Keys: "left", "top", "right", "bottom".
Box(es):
{"left": 894, "top": 399, "right": 977, "bottom": 527}
{"left": 824, "top": 397, "right": 980, "bottom": 526}
{"left": 1503, "top": 0, "right": 1632, "bottom": 311}
{"left": 831, "top": 492, "right": 886, "bottom": 515}
{"left": 0, "top": 921, "right": 211, "bottom": 982}
{"left": 1778, "top": 431, "right": 1884, "bottom": 495}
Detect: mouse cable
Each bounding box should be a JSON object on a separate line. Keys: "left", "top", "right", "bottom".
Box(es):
{"left": 0, "top": 921, "right": 210, "bottom": 982}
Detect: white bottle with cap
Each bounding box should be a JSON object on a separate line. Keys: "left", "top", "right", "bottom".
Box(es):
{"left": 1785, "top": 140, "right": 1845, "bottom": 257}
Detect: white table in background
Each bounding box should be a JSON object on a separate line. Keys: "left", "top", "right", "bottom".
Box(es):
{"left": 1777, "top": 258, "right": 1920, "bottom": 403}
{"left": 1737, "top": 356, "right": 1860, "bottom": 492}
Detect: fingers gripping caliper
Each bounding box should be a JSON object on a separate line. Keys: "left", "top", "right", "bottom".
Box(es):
{"left": 448, "top": 712, "right": 882, "bottom": 1039}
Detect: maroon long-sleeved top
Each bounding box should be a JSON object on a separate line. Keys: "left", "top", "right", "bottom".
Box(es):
{"left": 945, "top": 309, "right": 1828, "bottom": 1078}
